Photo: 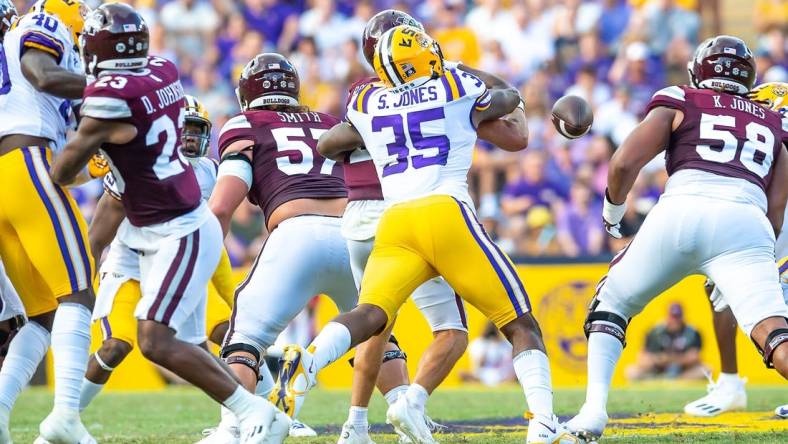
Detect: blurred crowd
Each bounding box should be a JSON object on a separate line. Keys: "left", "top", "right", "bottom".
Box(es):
{"left": 37, "top": 0, "right": 786, "bottom": 265}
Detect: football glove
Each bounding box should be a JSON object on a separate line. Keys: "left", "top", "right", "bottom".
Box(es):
{"left": 602, "top": 189, "right": 626, "bottom": 239}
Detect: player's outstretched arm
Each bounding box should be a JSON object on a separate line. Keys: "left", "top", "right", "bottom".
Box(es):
{"left": 89, "top": 192, "right": 126, "bottom": 265}
{"left": 478, "top": 107, "right": 528, "bottom": 152}
{"left": 455, "top": 64, "right": 528, "bottom": 151}
{"left": 20, "top": 48, "right": 86, "bottom": 100}
{"left": 471, "top": 88, "right": 521, "bottom": 129}
{"left": 210, "top": 146, "right": 253, "bottom": 237}
{"left": 51, "top": 117, "right": 137, "bottom": 185}
{"left": 607, "top": 107, "right": 679, "bottom": 204}
{"left": 766, "top": 146, "right": 788, "bottom": 237}
{"left": 316, "top": 121, "right": 364, "bottom": 161}
{"left": 603, "top": 106, "right": 679, "bottom": 238}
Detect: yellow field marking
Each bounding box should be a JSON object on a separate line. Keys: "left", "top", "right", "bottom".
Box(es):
{"left": 607, "top": 412, "right": 788, "bottom": 436}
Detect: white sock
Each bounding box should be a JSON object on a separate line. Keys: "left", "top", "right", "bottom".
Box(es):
{"left": 0, "top": 322, "right": 50, "bottom": 414}
{"left": 383, "top": 384, "right": 409, "bottom": 406}
{"left": 51, "top": 303, "right": 92, "bottom": 412}
{"left": 513, "top": 349, "right": 554, "bottom": 418}
{"left": 79, "top": 378, "right": 104, "bottom": 412}
{"left": 405, "top": 383, "right": 429, "bottom": 412}
{"left": 219, "top": 405, "right": 239, "bottom": 429}
{"left": 584, "top": 331, "right": 623, "bottom": 411}
{"left": 717, "top": 372, "right": 741, "bottom": 386}
{"left": 348, "top": 406, "right": 368, "bottom": 431}
{"left": 255, "top": 360, "right": 275, "bottom": 398}
{"left": 223, "top": 385, "right": 259, "bottom": 423}
{"left": 310, "top": 322, "right": 351, "bottom": 371}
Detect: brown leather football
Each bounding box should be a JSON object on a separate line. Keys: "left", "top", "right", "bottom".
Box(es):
{"left": 551, "top": 95, "right": 594, "bottom": 139}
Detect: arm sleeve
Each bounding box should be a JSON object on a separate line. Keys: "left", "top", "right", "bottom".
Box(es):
{"left": 20, "top": 30, "right": 65, "bottom": 63}
{"left": 645, "top": 86, "right": 688, "bottom": 114}
{"left": 81, "top": 84, "right": 133, "bottom": 120}
{"left": 217, "top": 114, "right": 254, "bottom": 157}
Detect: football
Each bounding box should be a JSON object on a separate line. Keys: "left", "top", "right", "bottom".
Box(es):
{"left": 551, "top": 95, "right": 594, "bottom": 139}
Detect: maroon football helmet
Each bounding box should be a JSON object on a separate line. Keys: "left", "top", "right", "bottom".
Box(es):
{"left": 362, "top": 9, "right": 423, "bottom": 66}
{"left": 80, "top": 3, "right": 149, "bottom": 77}
{"left": 688, "top": 35, "right": 756, "bottom": 95}
{"left": 236, "top": 53, "right": 300, "bottom": 111}
{"left": 0, "top": 0, "right": 16, "bottom": 39}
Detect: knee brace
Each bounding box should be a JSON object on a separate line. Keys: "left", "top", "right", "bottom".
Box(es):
{"left": 221, "top": 343, "right": 261, "bottom": 376}
{"left": 756, "top": 326, "right": 788, "bottom": 368}
{"left": 584, "top": 299, "right": 629, "bottom": 347}
{"left": 347, "top": 336, "right": 408, "bottom": 367}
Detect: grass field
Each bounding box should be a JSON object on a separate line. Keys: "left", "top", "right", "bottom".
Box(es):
{"left": 11, "top": 385, "right": 788, "bottom": 443}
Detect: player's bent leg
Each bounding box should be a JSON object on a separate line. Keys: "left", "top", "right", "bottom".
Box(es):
{"left": 750, "top": 317, "right": 788, "bottom": 379}
{"left": 411, "top": 277, "right": 469, "bottom": 397}
{"left": 341, "top": 326, "right": 405, "bottom": 444}
{"left": 0, "top": 320, "right": 50, "bottom": 442}
{"left": 685, "top": 287, "right": 746, "bottom": 417}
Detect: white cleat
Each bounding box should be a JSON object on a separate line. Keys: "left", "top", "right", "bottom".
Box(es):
{"left": 268, "top": 345, "right": 317, "bottom": 419}
{"left": 0, "top": 423, "right": 12, "bottom": 444}
{"left": 386, "top": 395, "right": 436, "bottom": 444}
{"left": 775, "top": 404, "right": 788, "bottom": 418}
{"left": 35, "top": 410, "right": 96, "bottom": 444}
{"left": 527, "top": 413, "right": 582, "bottom": 444}
{"left": 337, "top": 422, "right": 376, "bottom": 444}
{"left": 288, "top": 419, "right": 316, "bottom": 437}
{"left": 684, "top": 375, "right": 747, "bottom": 417}
{"left": 196, "top": 425, "right": 240, "bottom": 444}
{"left": 564, "top": 406, "right": 607, "bottom": 443}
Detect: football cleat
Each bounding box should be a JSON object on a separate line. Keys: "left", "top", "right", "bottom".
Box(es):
{"left": 196, "top": 425, "right": 240, "bottom": 444}
{"left": 386, "top": 395, "right": 437, "bottom": 444}
{"left": 268, "top": 345, "right": 316, "bottom": 419}
{"left": 564, "top": 406, "right": 607, "bottom": 443}
{"left": 35, "top": 410, "right": 97, "bottom": 444}
{"left": 526, "top": 413, "right": 583, "bottom": 444}
{"left": 0, "top": 425, "right": 11, "bottom": 444}
{"left": 775, "top": 404, "right": 788, "bottom": 418}
{"left": 684, "top": 374, "right": 747, "bottom": 417}
{"left": 337, "top": 422, "right": 376, "bottom": 444}
{"left": 288, "top": 419, "right": 316, "bottom": 437}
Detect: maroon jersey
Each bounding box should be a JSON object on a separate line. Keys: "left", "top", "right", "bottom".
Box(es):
{"left": 343, "top": 76, "right": 384, "bottom": 201}
{"left": 218, "top": 110, "right": 347, "bottom": 225}
{"left": 646, "top": 85, "right": 786, "bottom": 191}
{"left": 81, "top": 56, "right": 200, "bottom": 226}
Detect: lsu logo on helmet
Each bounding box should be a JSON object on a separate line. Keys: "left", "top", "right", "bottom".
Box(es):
{"left": 748, "top": 82, "right": 788, "bottom": 117}
{"left": 29, "top": 0, "right": 90, "bottom": 46}
{"left": 373, "top": 25, "right": 444, "bottom": 92}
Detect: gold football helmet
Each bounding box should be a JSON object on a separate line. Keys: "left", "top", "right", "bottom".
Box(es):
{"left": 182, "top": 95, "right": 212, "bottom": 159}
{"left": 29, "top": 0, "right": 90, "bottom": 47}
{"left": 748, "top": 82, "right": 788, "bottom": 117}
{"left": 373, "top": 25, "right": 444, "bottom": 92}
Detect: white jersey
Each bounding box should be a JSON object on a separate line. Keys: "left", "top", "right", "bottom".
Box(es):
{"left": 345, "top": 68, "right": 490, "bottom": 208}
{"left": 0, "top": 12, "right": 82, "bottom": 152}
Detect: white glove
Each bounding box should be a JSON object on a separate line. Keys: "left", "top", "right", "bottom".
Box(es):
{"left": 706, "top": 280, "right": 730, "bottom": 312}
{"left": 602, "top": 189, "right": 626, "bottom": 239}
{"left": 444, "top": 60, "right": 461, "bottom": 70}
